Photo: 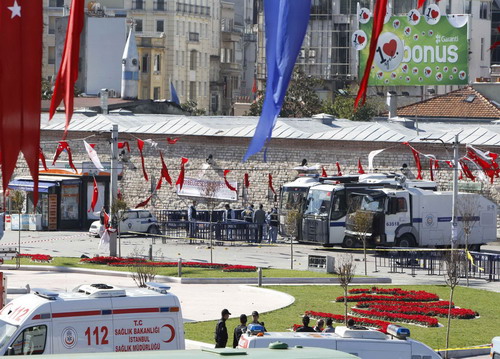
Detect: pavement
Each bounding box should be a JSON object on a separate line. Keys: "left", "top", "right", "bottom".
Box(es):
{"left": 1, "top": 229, "right": 499, "bottom": 357}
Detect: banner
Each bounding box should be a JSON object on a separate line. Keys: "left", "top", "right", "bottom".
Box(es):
{"left": 177, "top": 177, "right": 238, "bottom": 201}
{"left": 355, "top": 6, "right": 469, "bottom": 86}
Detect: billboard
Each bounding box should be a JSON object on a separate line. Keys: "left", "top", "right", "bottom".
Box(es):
{"left": 177, "top": 177, "right": 238, "bottom": 201}
{"left": 355, "top": 5, "right": 469, "bottom": 86}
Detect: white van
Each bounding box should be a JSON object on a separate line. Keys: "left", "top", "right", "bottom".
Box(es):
{"left": 492, "top": 336, "right": 500, "bottom": 358}
{"left": 238, "top": 326, "right": 441, "bottom": 359}
{"left": 0, "top": 282, "right": 184, "bottom": 355}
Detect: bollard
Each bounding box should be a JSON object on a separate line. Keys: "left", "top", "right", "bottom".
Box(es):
{"left": 258, "top": 267, "right": 262, "bottom": 287}
{"left": 149, "top": 244, "right": 153, "bottom": 261}
{"left": 178, "top": 258, "right": 182, "bottom": 278}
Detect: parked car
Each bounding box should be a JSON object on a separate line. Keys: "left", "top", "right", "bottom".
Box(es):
{"left": 89, "top": 209, "right": 160, "bottom": 237}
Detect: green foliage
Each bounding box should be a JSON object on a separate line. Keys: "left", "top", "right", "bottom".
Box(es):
{"left": 41, "top": 79, "right": 53, "bottom": 100}
{"left": 322, "top": 85, "right": 384, "bottom": 121}
{"left": 9, "top": 190, "right": 24, "bottom": 214}
{"left": 181, "top": 100, "right": 206, "bottom": 116}
{"left": 185, "top": 285, "right": 500, "bottom": 350}
{"left": 247, "top": 68, "right": 323, "bottom": 117}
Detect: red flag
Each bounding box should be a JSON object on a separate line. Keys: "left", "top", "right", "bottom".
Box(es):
{"left": 244, "top": 173, "right": 250, "bottom": 188}
{"left": 417, "top": 0, "right": 426, "bottom": 8}
{"left": 136, "top": 139, "right": 149, "bottom": 181}
{"left": 0, "top": 0, "right": 43, "bottom": 206}
{"left": 251, "top": 77, "right": 257, "bottom": 97}
{"left": 268, "top": 173, "right": 276, "bottom": 195}
{"left": 49, "top": 0, "right": 84, "bottom": 138}
{"left": 429, "top": 159, "right": 434, "bottom": 181}
{"left": 466, "top": 145, "right": 498, "bottom": 183}
{"left": 135, "top": 195, "right": 152, "bottom": 208}
{"left": 159, "top": 151, "right": 172, "bottom": 186}
{"left": 460, "top": 160, "right": 476, "bottom": 182}
{"left": 103, "top": 210, "right": 110, "bottom": 228}
{"left": 39, "top": 148, "right": 48, "bottom": 171}
{"left": 88, "top": 177, "right": 99, "bottom": 212}
{"left": 167, "top": 137, "right": 179, "bottom": 144}
{"left": 117, "top": 188, "right": 123, "bottom": 201}
{"left": 223, "top": 169, "right": 237, "bottom": 192}
{"left": 404, "top": 142, "right": 423, "bottom": 180}
{"left": 489, "top": 26, "right": 500, "bottom": 51}
{"left": 336, "top": 162, "right": 342, "bottom": 176}
{"left": 358, "top": 158, "right": 366, "bottom": 174}
{"left": 355, "top": 0, "right": 388, "bottom": 108}
{"left": 321, "top": 167, "right": 328, "bottom": 177}
{"left": 118, "top": 141, "right": 130, "bottom": 152}
{"left": 176, "top": 157, "right": 189, "bottom": 190}
{"left": 52, "top": 141, "right": 78, "bottom": 173}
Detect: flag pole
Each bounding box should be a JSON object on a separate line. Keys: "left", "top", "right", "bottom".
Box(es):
{"left": 109, "top": 124, "right": 119, "bottom": 256}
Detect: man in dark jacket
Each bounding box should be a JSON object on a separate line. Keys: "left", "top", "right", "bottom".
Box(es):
{"left": 232, "top": 314, "right": 247, "bottom": 348}
{"left": 215, "top": 308, "right": 231, "bottom": 348}
{"left": 296, "top": 315, "right": 316, "bottom": 332}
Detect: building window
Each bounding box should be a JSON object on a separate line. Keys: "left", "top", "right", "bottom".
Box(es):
{"left": 480, "top": 2, "right": 489, "bottom": 19}
{"left": 154, "top": 0, "right": 165, "bottom": 10}
{"left": 181, "top": 51, "right": 185, "bottom": 66}
{"left": 48, "top": 46, "right": 55, "bottom": 65}
{"left": 181, "top": 81, "right": 184, "bottom": 96}
{"left": 464, "top": 0, "right": 472, "bottom": 14}
{"left": 481, "top": 38, "right": 484, "bottom": 61}
{"left": 175, "top": 50, "right": 179, "bottom": 66}
{"left": 154, "top": 54, "right": 161, "bottom": 72}
{"left": 211, "top": 93, "right": 218, "bottom": 113}
{"left": 132, "top": 0, "right": 143, "bottom": 10}
{"left": 142, "top": 55, "right": 149, "bottom": 73}
{"left": 48, "top": 16, "right": 56, "bottom": 34}
{"left": 189, "top": 32, "right": 199, "bottom": 42}
{"left": 49, "top": 0, "right": 64, "bottom": 7}
{"left": 189, "top": 81, "right": 197, "bottom": 101}
{"left": 156, "top": 20, "right": 164, "bottom": 32}
{"left": 135, "top": 19, "right": 143, "bottom": 32}
{"left": 153, "top": 87, "right": 161, "bottom": 100}
{"left": 190, "top": 50, "right": 197, "bottom": 70}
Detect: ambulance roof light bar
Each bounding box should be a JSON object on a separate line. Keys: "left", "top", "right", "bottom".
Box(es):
{"left": 33, "top": 289, "right": 60, "bottom": 300}
{"left": 146, "top": 282, "right": 171, "bottom": 294}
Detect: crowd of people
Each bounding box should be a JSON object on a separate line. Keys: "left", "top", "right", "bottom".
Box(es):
{"left": 188, "top": 201, "right": 280, "bottom": 243}
{"left": 214, "top": 311, "right": 339, "bottom": 349}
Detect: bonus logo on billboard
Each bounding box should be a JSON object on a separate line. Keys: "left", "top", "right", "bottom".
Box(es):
{"left": 356, "top": 6, "right": 469, "bottom": 86}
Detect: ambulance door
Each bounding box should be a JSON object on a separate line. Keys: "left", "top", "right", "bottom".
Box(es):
{"left": 329, "top": 189, "right": 348, "bottom": 245}
{"left": 337, "top": 340, "right": 409, "bottom": 359}
{"left": 51, "top": 299, "right": 114, "bottom": 353}
{"left": 6, "top": 324, "right": 50, "bottom": 355}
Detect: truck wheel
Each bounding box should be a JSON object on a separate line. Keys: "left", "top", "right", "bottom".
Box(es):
{"left": 147, "top": 225, "right": 161, "bottom": 235}
{"left": 397, "top": 234, "right": 416, "bottom": 248}
{"left": 342, "top": 236, "right": 356, "bottom": 248}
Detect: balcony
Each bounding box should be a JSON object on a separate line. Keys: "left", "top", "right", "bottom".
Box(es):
{"left": 176, "top": 2, "right": 210, "bottom": 17}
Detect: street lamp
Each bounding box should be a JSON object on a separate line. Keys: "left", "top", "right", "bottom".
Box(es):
{"left": 420, "top": 135, "right": 459, "bottom": 247}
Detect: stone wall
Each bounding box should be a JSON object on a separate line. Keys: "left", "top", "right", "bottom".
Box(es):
{"left": 9, "top": 129, "right": 500, "bottom": 211}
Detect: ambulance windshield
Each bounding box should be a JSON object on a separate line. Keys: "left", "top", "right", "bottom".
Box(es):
{"left": 0, "top": 321, "right": 17, "bottom": 351}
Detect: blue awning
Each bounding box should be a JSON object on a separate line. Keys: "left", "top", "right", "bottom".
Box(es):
{"left": 8, "top": 180, "right": 57, "bottom": 193}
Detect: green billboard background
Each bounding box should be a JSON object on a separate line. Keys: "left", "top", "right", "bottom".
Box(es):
{"left": 357, "top": 15, "right": 469, "bottom": 86}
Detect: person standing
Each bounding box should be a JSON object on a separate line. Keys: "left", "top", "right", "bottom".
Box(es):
{"left": 215, "top": 308, "right": 231, "bottom": 348}
{"left": 267, "top": 206, "right": 279, "bottom": 243}
{"left": 188, "top": 200, "right": 197, "bottom": 238}
{"left": 243, "top": 205, "right": 254, "bottom": 223}
{"left": 253, "top": 204, "right": 266, "bottom": 243}
{"left": 295, "top": 315, "right": 316, "bottom": 332}
{"left": 232, "top": 314, "right": 247, "bottom": 348}
{"left": 224, "top": 204, "right": 235, "bottom": 241}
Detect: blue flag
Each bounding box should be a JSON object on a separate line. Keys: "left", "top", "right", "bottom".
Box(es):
{"left": 170, "top": 81, "right": 180, "bottom": 105}
{"left": 243, "top": 0, "right": 311, "bottom": 161}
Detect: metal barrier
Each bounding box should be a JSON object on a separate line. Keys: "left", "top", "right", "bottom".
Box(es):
{"left": 375, "top": 249, "right": 500, "bottom": 281}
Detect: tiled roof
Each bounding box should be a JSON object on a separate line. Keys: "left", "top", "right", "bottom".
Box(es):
{"left": 397, "top": 86, "right": 500, "bottom": 120}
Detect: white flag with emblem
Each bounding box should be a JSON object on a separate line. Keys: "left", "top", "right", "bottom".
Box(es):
{"left": 84, "top": 140, "right": 105, "bottom": 172}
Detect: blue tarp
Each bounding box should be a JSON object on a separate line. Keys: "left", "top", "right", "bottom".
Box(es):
{"left": 8, "top": 180, "right": 57, "bottom": 193}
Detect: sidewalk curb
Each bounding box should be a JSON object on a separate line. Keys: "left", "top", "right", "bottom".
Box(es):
{"left": 437, "top": 347, "right": 490, "bottom": 358}
{"left": 1, "top": 265, "right": 392, "bottom": 285}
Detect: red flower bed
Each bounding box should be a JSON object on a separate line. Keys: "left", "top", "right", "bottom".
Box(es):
{"left": 356, "top": 300, "right": 454, "bottom": 309}
{"left": 20, "top": 253, "right": 52, "bottom": 263}
{"left": 337, "top": 292, "right": 439, "bottom": 303}
{"left": 362, "top": 304, "right": 477, "bottom": 319}
{"left": 79, "top": 257, "right": 257, "bottom": 272}
{"left": 351, "top": 308, "right": 439, "bottom": 327}
{"left": 304, "top": 311, "right": 390, "bottom": 332}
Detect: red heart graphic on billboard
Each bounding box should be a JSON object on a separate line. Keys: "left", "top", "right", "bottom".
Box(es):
{"left": 431, "top": 9, "right": 439, "bottom": 18}
{"left": 358, "top": 35, "right": 365, "bottom": 44}
{"left": 362, "top": 11, "right": 369, "bottom": 19}
{"left": 412, "top": 13, "right": 419, "bottom": 21}
{"left": 383, "top": 39, "right": 397, "bottom": 57}
{"left": 425, "top": 69, "right": 431, "bottom": 75}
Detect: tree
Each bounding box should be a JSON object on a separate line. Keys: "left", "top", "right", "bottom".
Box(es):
{"left": 181, "top": 100, "right": 206, "bottom": 116}
{"left": 10, "top": 190, "right": 25, "bottom": 262}
{"left": 322, "top": 85, "right": 384, "bottom": 121}
{"left": 346, "top": 209, "right": 372, "bottom": 275}
{"left": 443, "top": 250, "right": 465, "bottom": 358}
{"left": 457, "top": 194, "right": 479, "bottom": 287}
{"left": 284, "top": 209, "right": 301, "bottom": 270}
{"left": 336, "top": 254, "right": 356, "bottom": 325}
{"left": 41, "top": 79, "right": 53, "bottom": 100}
{"left": 111, "top": 198, "right": 129, "bottom": 257}
{"left": 247, "top": 68, "right": 323, "bottom": 117}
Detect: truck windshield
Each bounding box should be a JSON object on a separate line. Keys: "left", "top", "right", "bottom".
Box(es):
{"left": 360, "top": 195, "right": 385, "bottom": 212}
{"left": 304, "top": 189, "right": 331, "bottom": 216}
{"left": 0, "top": 320, "right": 18, "bottom": 352}
{"left": 281, "top": 187, "right": 308, "bottom": 211}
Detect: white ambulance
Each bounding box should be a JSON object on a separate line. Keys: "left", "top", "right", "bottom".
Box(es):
{"left": 238, "top": 325, "right": 441, "bottom": 359}
{"left": 0, "top": 282, "right": 184, "bottom": 355}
